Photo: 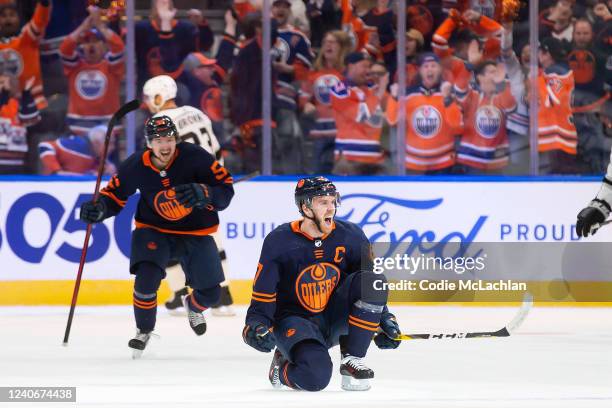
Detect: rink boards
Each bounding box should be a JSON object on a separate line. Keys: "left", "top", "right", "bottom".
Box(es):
{"left": 0, "top": 175, "right": 611, "bottom": 305}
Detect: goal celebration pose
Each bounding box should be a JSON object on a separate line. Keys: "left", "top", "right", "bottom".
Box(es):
{"left": 80, "top": 115, "right": 234, "bottom": 357}
{"left": 242, "top": 176, "right": 401, "bottom": 391}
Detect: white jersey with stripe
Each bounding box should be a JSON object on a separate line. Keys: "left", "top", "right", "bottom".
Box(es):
{"left": 154, "top": 106, "right": 222, "bottom": 163}
{"left": 596, "top": 149, "right": 612, "bottom": 206}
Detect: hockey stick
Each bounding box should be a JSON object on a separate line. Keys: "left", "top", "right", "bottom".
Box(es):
{"left": 393, "top": 292, "right": 533, "bottom": 341}
{"left": 234, "top": 171, "right": 260, "bottom": 184}
{"left": 62, "top": 100, "right": 141, "bottom": 346}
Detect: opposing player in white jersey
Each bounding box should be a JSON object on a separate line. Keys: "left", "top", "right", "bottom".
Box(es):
{"left": 143, "top": 74, "right": 235, "bottom": 316}
{"left": 576, "top": 147, "right": 612, "bottom": 238}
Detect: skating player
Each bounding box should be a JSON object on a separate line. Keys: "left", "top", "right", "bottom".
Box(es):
{"left": 576, "top": 150, "right": 612, "bottom": 237}
{"left": 242, "top": 176, "right": 401, "bottom": 391}
{"left": 79, "top": 116, "right": 234, "bottom": 357}
{"left": 142, "top": 74, "right": 235, "bottom": 316}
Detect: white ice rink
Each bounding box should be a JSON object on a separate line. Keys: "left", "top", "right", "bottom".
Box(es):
{"left": 1, "top": 305, "right": 611, "bottom": 408}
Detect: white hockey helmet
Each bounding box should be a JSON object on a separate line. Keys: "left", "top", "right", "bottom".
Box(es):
{"left": 143, "top": 75, "right": 177, "bottom": 113}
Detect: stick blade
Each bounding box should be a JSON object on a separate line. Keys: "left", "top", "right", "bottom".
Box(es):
{"left": 505, "top": 292, "right": 534, "bottom": 335}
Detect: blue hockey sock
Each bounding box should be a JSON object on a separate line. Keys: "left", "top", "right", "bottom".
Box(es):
{"left": 133, "top": 262, "right": 164, "bottom": 333}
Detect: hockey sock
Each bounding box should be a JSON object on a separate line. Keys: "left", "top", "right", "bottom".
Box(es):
{"left": 186, "top": 285, "right": 221, "bottom": 312}
{"left": 346, "top": 271, "right": 389, "bottom": 357}
{"left": 283, "top": 341, "right": 332, "bottom": 391}
{"left": 133, "top": 262, "right": 164, "bottom": 333}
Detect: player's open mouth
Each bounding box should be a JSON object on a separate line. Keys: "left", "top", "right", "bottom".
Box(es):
{"left": 324, "top": 217, "right": 332, "bottom": 226}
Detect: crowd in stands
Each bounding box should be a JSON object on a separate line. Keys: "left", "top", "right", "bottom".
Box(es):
{"left": 0, "top": 0, "right": 610, "bottom": 175}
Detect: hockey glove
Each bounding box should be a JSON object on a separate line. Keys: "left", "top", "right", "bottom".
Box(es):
{"left": 174, "top": 183, "right": 212, "bottom": 209}
{"left": 576, "top": 199, "right": 610, "bottom": 237}
{"left": 374, "top": 312, "right": 401, "bottom": 349}
{"left": 79, "top": 200, "right": 108, "bottom": 224}
{"left": 242, "top": 323, "right": 276, "bottom": 353}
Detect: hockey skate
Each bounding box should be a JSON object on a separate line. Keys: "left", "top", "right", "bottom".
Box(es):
{"left": 211, "top": 286, "right": 236, "bottom": 317}
{"left": 269, "top": 349, "right": 287, "bottom": 389}
{"left": 128, "top": 330, "right": 158, "bottom": 359}
{"left": 182, "top": 295, "right": 207, "bottom": 335}
{"left": 339, "top": 354, "right": 374, "bottom": 391}
{"left": 164, "top": 287, "right": 189, "bottom": 316}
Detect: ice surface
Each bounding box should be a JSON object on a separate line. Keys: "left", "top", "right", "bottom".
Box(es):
{"left": 1, "top": 305, "right": 611, "bottom": 408}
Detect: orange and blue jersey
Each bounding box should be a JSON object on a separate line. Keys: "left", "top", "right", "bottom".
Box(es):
{"left": 274, "top": 25, "right": 314, "bottom": 110}
{"left": 60, "top": 31, "right": 125, "bottom": 136}
{"left": 245, "top": 219, "right": 370, "bottom": 328}
{"left": 299, "top": 68, "right": 343, "bottom": 138}
{"left": 38, "top": 135, "right": 101, "bottom": 175}
{"left": 98, "top": 142, "right": 234, "bottom": 236}
{"left": 330, "top": 80, "right": 385, "bottom": 163}
{"left": 456, "top": 83, "right": 517, "bottom": 170}
{"left": 537, "top": 64, "right": 578, "bottom": 154}
{"left": 0, "top": 2, "right": 51, "bottom": 110}
{"left": 387, "top": 84, "right": 464, "bottom": 171}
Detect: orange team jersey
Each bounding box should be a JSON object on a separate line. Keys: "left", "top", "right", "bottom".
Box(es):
{"left": 38, "top": 136, "right": 98, "bottom": 175}
{"left": 0, "top": 2, "right": 51, "bottom": 110}
{"left": 456, "top": 84, "right": 517, "bottom": 169}
{"left": 299, "top": 68, "right": 343, "bottom": 138}
{"left": 60, "top": 32, "right": 125, "bottom": 135}
{"left": 537, "top": 66, "right": 577, "bottom": 154}
{"left": 330, "top": 81, "right": 385, "bottom": 163}
{"left": 432, "top": 14, "right": 502, "bottom": 61}
{"left": 387, "top": 86, "right": 463, "bottom": 171}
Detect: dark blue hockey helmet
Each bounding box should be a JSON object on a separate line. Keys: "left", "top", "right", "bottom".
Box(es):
{"left": 294, "top": 176, "right": 340, "bottom": 215}
{"left": 145, "top": 115, "right": 178, "bottom": 145}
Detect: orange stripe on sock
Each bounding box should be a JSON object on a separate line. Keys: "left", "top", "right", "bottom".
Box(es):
{"left": 189, "top": 294, "right": 207, "bottom": 311}
{"left": 133, "top": 301, "right": 157, "bottom": 310}
{"left": 282, "top": 361, "right": 294, "bottom": 388}
{"left": 252, "top": 295, "right": 276, "bottom": 303}
{"left": 348, "top": 319, "right": 379, "bottom": 332}
{"left": 133, "top": 297, "right": 156, "bottom": 306}
{"left": 252, "top": 291, "right": 276, "bottom": 298}
{"left": 349, "top": 314, "right": 379, "bottom": 328}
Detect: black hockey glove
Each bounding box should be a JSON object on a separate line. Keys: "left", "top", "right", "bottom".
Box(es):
{"left": 374, "top": 313, "right": 401, "bottom": 349}
{"left": 242, "top": 323, "right": 276, "bottom": 353}
{"left": 79, "top": 200, "right": 108, "bottom": 224}
{"left": 576, "top": 199, "right": 610, "bottom": 237}
{"left": 174, "top": 183, "right": 212, "bottom": 209}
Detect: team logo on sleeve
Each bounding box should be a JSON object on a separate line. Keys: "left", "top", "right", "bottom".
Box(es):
{"left": 475, "top": 106, "right": 502, "bottom": 139}
{"left": 153, "top": 189, "right": 192, "bottom": 221}
{"left": 76, "top": 70, "right": 108, "bottom": 100}
{"left": 314, "top": 74, "right": 341, "bottom": 105}
{"left": 295, "top": 262, "right": 341, "bottom": 313}
{"left": 412, "top": 106, "right": 441, "bottom": 139}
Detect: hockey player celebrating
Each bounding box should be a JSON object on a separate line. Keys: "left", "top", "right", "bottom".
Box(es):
{"left": 576, "top": 157, "right": 612, "bottom": 237}
{"left": 242, "top": 176, "right": 401, "bottom": 391}
{"left": 79, "top": 115, "right": 234, "bottom": 357}
{"left": 142, "top": 74, "right": 236, "bottom": 316}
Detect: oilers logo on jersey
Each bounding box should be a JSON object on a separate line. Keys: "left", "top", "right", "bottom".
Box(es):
{"left": 75, "top": 70, "right": 108, "bottom": 100}
{"left": 274, "top": 37, "right": 291, "bottom": 64}
{"left": 314, "top": 74, "right": 342, "bottom": 105}
{"left": 296, "top": 262, "right": 341, "bottom": 313}
{"left": 412, "top": 105, "right": 442, "bottom": 139}
{"left": 153, "top": 188, "right": 192, "bottom": 221}
{"left": 475, "top": 105, "right": 502, "bottom": 139}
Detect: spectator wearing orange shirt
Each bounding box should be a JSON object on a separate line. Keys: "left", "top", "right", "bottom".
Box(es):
{"left": 60, "top": 5, "right": 125, "bottom": 137}
{"left": 330, "top": 52, "right": 388, "bottom": 175}
{"left": 387, "top": 53, "right": 463, "bottom": 174}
